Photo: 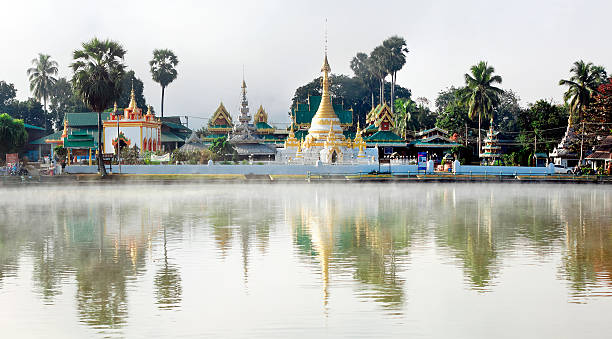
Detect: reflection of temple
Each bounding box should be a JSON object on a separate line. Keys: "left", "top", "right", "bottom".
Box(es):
{"left": 276, "top": 52, "right": 375, "bottom": 164}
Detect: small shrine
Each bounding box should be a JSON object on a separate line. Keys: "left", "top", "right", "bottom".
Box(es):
{"left": 479, "top": 119, "right": 502, "bottom": 165}
{"left": 103, "top": 86, "right": 161, "bottom": 154}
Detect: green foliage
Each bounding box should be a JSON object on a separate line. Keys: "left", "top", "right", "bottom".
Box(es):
{"left": 459, "top": 61, "right": 503, "bottom": 123}
{"left": 171, "top": 148, "right": 216, "bottom": 164}
{"left": 120, "top": 146, "right": 141, "bottom": 164}
{"left": 518, "top": 100, "right": 569, "bottom": 153}
{"left": 49, "top": 77, "right": 88, "bottom": 130}
{"left": 0, "top": 80, "right": 17, "bottom": 108}
{"left": 71, "top": 38, "right": 126, "bottom": 113}
{"left": 53, "top": 145, "right": 67, "bottom": 163}
{"left": 0, "top": 113, "right": 28, "bottom": 154}
{"left": 150, "top": 49, "right": 178, "bottom": 88}
{"left": 150, "top": 49, "right": 178, "bottom": 117}
{"left": 291, "top": 74, "right": 411, "bottom": 128}
{"left": 394, "top": 98, "right": 436, "bottom": 136}
{"left": 449, "top": 145, "right": 473, "bottom": 164}
{"left": 4, "top": 98, "right": 48, "bottom": 129}
{"left": 71, "top": 37, "right": 126, "bottom": 176}
{"left": 559, "top": 60, "right": 607, "bottom": 122}
{"left": 116, "top": 70, "right": 148, "bottom": 110}
{"left": 27, "top": 53, "right": 58, "bottom": 128}
{"left": 209, "top": 136, "right": 237, "bottom": 161}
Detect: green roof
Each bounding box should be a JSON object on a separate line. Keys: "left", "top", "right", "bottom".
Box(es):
{"left": 29, "top": 131, "right": 62, "bottom": 145}
{"left": 24, "top": 123, "right": 45, "bottom": 131}
{"left": 161, "top": 131, "right": 184, "bottom": 143}
{"left": 292, "top": 96, "right": 352, "bottom": 126}
{"left": 255, "top": 122, "right": 274, "bottom": 130}
{"left": 365, "top": 130, "right": 404, "bottom": 143}
{"left": 66, "top": 112, "right": 111, "bottom": 127}
{"left": 162, "top": 121, "right": 190, "bottom": 131}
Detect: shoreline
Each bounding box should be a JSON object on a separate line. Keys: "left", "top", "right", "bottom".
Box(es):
{"left": 2, "top": 173, "right": 611, "bottom": 185}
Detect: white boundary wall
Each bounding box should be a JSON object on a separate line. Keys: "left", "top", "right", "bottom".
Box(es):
{"left": 65, "top": 163, "right": 423, "bottom": 175}
{"left": 65, "top": 161, "right": 555, "bottom": 176}
{"left": 453, "top": 160, "right": 554, "bottom": 175}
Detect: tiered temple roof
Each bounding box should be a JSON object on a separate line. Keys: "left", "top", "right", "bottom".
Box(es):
{"left": 362, "top": 103, "right": 404, "bottom": 146}
{"left": 206, "top": 102, "right": 234, "bottom": 140}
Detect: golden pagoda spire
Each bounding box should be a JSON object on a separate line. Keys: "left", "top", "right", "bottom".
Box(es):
{"left": 128, "top": 80, "right": 137, "bottom": 110}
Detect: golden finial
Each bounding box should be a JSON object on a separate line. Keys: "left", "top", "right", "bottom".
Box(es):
{"left": 147, "top": 105, "right": 152, "bottom": 115}
{"left": 128, "top": 80, "right": 137, "bottom": 110}
{"left": 113, "top": 102, "right": 117, "bottom": 113}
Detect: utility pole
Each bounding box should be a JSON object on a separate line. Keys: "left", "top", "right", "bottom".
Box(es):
{"left": 184, "top": 115, "right": 189, "bottom": 128}
{"left": 580, "top": 122, "right": 584, "bottom": 164}
{"left": 465, "top": 123, "right": 468, "bottom": 147}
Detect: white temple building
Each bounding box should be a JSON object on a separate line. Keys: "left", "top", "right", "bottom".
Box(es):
{"left": 276, "top": 52, "right": 376, "bottom": 164}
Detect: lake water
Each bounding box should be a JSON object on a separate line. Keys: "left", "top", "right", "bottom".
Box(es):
{"left": 1, "top": 183, "right": 611, "bottom": 338}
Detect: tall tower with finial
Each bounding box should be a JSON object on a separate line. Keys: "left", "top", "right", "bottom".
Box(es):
{"left": 306, "top": 18, "right": 344, "bottom": 142}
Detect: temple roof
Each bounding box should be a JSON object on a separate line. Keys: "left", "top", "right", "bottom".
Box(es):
{"left": 365, "top": 130, "right": 404, "bottom": 144}
{"left": 208, "top": 102, "right": 234, "bottom": 131}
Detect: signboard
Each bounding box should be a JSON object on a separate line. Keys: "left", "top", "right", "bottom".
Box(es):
{"left": 71, "top": 149, "right": 88, "bottom": 156}
{"left": 6, "top": 153, "right": 18, "bottom": 165}
{"left": 417, "top": 151, "right": 427, "bottom": 171}
{"left": 101, "top": 153, "right": 114, "bottom": 164}
{"left": 379, "top": 159, "right": 391, "bottom": 164}
{"left": 151, "top": 153, "right": 170, "bottom": 162}
{"left": 384, "top": 147, "right": 393, "bottom": 155}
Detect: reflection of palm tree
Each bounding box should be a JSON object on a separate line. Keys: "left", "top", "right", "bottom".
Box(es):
{"left": 154, "top": 225, "right": 182, "bottom": 309}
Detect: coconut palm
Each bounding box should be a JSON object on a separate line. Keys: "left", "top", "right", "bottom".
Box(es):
{"left": 71, "top": 38, "right": 126, "bottom": 176}
{"left": 458, "top": 61, "right": 503, "bottom": 152}
{"left": 27, "top": 53, "right": 58, "bottom": 130}
{"left": 149, "top": 49, "right": 179, "bottom": 117}
{"left": 383, "top": 36, "right": 409, "bottom": 114}
{"left": 558, "top": 60, "right": 607, "bottom": 125}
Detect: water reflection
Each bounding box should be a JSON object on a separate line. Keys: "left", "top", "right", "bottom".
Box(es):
{"left": 0, "top": 184, "right": 611, "bottom": 337}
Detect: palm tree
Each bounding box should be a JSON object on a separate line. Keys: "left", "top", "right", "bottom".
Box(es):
{"left": 369, "top": 46, "right": 391, "bottom": 106}
{"left": 71, "top": 38, "right": 126, "bottom": 176}
{"left": 350, "top": 52, "right": 378, "bottom": 109}
{"left": 149, "top": 49, "right": 179, "bottom": 117}
{"left": 458, "top": 61, "right": 503, "bottom": 153}
{"left": 558, "top": 60, "right": 607, "bottom": 125}
{"left": 27, "top": 53, "right": 58, "bottom": 130}
{"left": 383, "top": 36, "right": 409, "bottom": 114}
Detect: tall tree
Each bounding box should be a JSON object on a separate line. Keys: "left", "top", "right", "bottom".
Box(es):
{"left": 369, "top": 46, "right": 391, "bottom": 106}
{"left": 0, "top": 80, "right": 17, "bottom": 110}
{"left": 117, "top": 70, "right": 147, "bottom": 110}
{"left": 0, "top": 113, "right": 28, "bottom": 156}
{"left": 71, "top": 38, "right": 126, "bottom": 176}
{"left": 558, "top": 60, "right": 607, "bottom": 125}
{"left": 27, "top": 54, "right": 58, "bottom": 130}
{"left": 49, "top": 78, "right": 89, "bottom": 130}
{"left": 382, "top": 36, "right": 409, "bottom": 114}
{"left": 149, "top": 49, "right": 178, "bottom": 117}
{"left": 458, "top": 61, "right": 503, "bottom": 153}
{"left": 350, "top": 52, "right": 377, "bottom": 109}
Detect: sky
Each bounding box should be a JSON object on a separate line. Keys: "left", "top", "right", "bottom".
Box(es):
{"left": 1, "top": 0, "right": 611, "bottom": 130}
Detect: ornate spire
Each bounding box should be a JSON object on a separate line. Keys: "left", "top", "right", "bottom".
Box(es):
{"left": 128, "top": 80, "right": 137, "bottom": 110}
{"left": 147, "top": 105, "right": 152, "bottom": 116}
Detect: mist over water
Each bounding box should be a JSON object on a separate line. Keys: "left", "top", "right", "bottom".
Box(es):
{"left": 1, "top": 183, "right": 611, "bottom": 338}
